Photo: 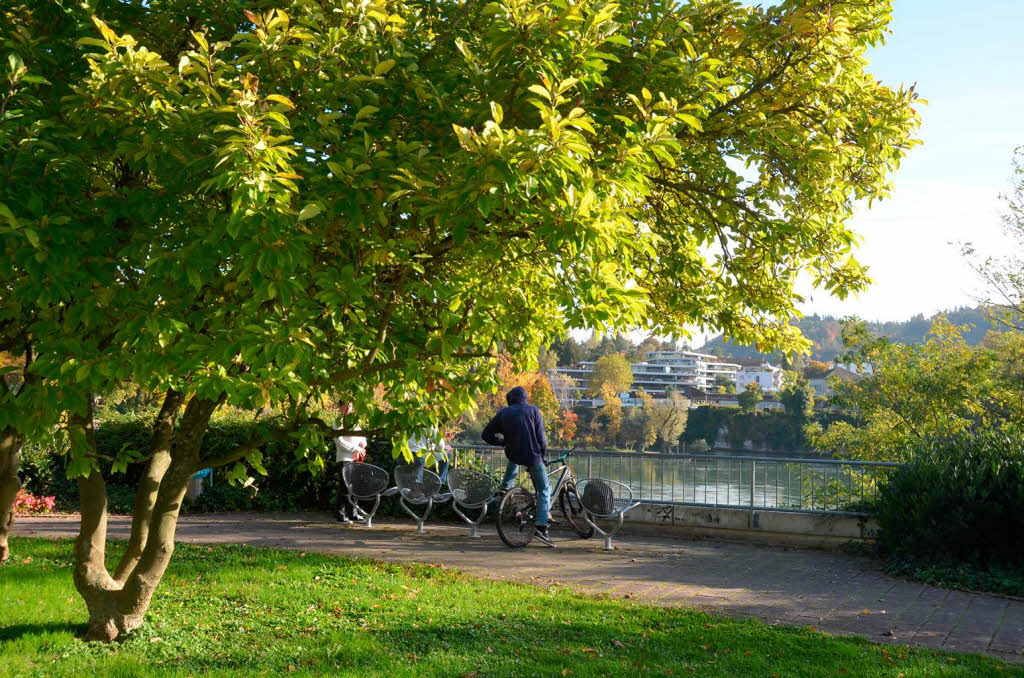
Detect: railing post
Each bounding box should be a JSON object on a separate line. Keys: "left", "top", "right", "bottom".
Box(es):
{"left": 749, "top": 459, "right": 757, "bottom": 528}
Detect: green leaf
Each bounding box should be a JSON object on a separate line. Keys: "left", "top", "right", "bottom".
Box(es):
{"left": 355, "top": 105, "right": 379, "bottom": 120}
{"left": 374, "top": 59, "right": 396, "bottom": 76}
{"left": 297, "top": 203, "right": 321, "bottom": 221}
{"left": 676, "top": 113, "right": 703, "bottom": 131}
{"left": 527, "top": 84, "right": 551, "bottom": 100}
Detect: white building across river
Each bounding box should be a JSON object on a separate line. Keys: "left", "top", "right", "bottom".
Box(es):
{"left": 554, "top": 350, "right": 742, "bottom": 403}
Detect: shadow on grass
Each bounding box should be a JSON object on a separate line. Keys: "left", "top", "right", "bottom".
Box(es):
{"left": 0, "top": 622, "right": 84, "bottom": 642}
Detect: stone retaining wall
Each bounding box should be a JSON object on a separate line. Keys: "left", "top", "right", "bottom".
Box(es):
{"left": 617, "top": 503, "right": 876, "bottom": 548}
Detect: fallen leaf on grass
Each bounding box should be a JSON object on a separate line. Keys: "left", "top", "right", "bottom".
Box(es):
{"left": 611, "top": 639, "right": 626, "bottom": 648}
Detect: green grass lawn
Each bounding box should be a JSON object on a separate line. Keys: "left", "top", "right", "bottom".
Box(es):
{"left": 0, "top": 539, "right": 1017, "bottom": 677}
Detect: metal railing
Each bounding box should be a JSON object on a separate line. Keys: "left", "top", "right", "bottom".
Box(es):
{"left": 452, "top": 444, "right": 900, "bottom": 516}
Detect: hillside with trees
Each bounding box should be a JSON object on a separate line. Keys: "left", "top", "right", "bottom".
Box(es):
{"left": 700, "top": 306, "right": 995, "bottom": 362}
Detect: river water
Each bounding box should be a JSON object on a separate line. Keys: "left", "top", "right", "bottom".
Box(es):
{"left": 460, "top": 447, "right": 884, "bottom": 512}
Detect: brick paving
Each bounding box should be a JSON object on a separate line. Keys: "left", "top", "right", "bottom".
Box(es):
{"left": 14, "top": 512, "right": 1024, "bottom": 662}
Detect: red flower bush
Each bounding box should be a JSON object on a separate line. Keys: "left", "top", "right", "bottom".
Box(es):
{"left": 13, "top": 489, "right": 56, "bottom": 515}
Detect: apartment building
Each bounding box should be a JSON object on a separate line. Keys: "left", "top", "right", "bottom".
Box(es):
{"left": 553, "top": 350, "right": 742, "bottom": 405}
{"left": 735, "top": 363, "right": 784, "bottom": 392}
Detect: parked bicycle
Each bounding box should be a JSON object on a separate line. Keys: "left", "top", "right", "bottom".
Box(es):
{"left": 496, "top": 449, "right": 594, "bottom": 548}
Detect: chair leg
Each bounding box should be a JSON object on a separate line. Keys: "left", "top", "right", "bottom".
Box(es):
{"left": 603, "top": 513, "right": 624, "bottom": 551}
{"left": 400, "top": 496, "right": 432, "bottom": 533}
{"left": 351, "top": 495, "right": 380, "bottom": 528}
{"left": 584, "top": 512, "right": 623, "bottom": 551}
{"left": 416, "top": 498, "right": 434, "bottom": 534}
{"left": 453, "top": 502, "right": 487, "bottom": 539}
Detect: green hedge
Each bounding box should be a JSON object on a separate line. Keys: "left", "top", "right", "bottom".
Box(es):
{"left": 24, "top": 416, "right": 474, "bottom": 521}
{"left": 24, "top": 416, "right": 338, "bottom": 514}
{"left": 876, "top": 431, "right": 1024, "bottom": 573}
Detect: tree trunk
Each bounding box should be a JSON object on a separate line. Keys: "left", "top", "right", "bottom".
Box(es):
{"left": 74, "top": 467, "right": 122, "bottom": 640}
{"left": 113, "top": 389, "right": 184, "bottom": 583}
{"left": 0, "top": 426, "right": 23, "bottom": 562}
{"left": 72, "top": 394, "right": 218, "bottom": 641}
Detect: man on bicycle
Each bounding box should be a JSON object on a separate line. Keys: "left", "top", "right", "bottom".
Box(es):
{"left": 481, "top": 385, "right": 554, "bottom": 546}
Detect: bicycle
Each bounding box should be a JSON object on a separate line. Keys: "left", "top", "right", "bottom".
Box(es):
{"left": 495, "top": 449, "right": 594, "bottom": 548}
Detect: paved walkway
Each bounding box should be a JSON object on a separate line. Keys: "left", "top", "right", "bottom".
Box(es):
{"left": 14, "top": 512, "right": 1024, "bottom": 661}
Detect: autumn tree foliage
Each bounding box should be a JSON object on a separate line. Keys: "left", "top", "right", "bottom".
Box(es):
{"left": 588, "top": 354, "right": 634, "bottom": 396}
{"left": 556, "top": 410, "right": 579, "bottom": 443}
{"left": 529, "top": 377, "right": 560, "bottom": 434}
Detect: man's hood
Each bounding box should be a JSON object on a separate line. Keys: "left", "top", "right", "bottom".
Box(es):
{"left": 506, "top": 386, "right": 528, "bottom": 405}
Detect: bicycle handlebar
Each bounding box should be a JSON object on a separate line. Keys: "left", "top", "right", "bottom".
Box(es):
{"left": 547, "top": 450, "right": 573, "bottom": 465}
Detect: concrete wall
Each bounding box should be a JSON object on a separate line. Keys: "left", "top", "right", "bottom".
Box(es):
{"left": 615, "top": 503, "right": 877, "bottom": 548}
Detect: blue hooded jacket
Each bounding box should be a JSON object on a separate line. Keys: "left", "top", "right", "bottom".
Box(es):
{"left": 481, "top": 386, "right": 547, "bottom": 468}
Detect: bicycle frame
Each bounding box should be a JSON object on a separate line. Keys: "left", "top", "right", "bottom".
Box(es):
{"left": 546, "top": 456, "right": 573, "bottom": 499}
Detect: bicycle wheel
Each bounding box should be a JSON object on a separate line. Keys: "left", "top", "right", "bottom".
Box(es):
{"left": 559, "top": 481, "right": 595, "bottom": 539}
{"left": 497, "top": 488, "right": 536, "bottom": 548}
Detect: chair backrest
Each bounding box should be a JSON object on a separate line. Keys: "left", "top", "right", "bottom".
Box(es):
{"left": 579, "top": 478, "right": 634, "bottom": 517}
{"left": 394, "top": 464, "right": 441, "bottom": 503}
{"left": 447, "top": 468, "right": 496, "bottom": 508}
{"left": 343, "top": 462, "right": 390, "bottom": 499}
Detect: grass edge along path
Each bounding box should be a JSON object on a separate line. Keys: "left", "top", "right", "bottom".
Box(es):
{"left": 0, "top": 538, "right": 1018, "bottom": 677}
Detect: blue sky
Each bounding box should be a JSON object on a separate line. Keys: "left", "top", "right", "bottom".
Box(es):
{"left": 798, "top": 0, "right": 1024, "bottom": 321}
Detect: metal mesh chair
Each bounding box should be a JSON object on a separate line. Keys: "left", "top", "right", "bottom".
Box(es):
{"left": 342, "top": 462, "right": 397, "bottom": 528}
{"left": 394, "top": 464, "right": 452, "bottom": 533}
{"left": 446, "top": 468, "right": 498, "bottom": 538}
{"left": 578, "top": 478, "right": 640, "bottom": 551}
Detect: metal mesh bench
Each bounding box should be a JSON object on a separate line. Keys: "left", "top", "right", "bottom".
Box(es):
{"left": 394, "top": 464, "right": 452, "bottom": 533}
{"left": 578, "top": 478, "right": 640, "bottom": 551}
{"left": 446, "top": 467, "right": 498, "bottom": 538}
{"left": 342, "top": 462, "right": 397, "bottom": 528}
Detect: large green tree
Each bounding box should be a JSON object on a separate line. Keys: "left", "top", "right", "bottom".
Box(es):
{"left": 806, "top": 319, "right": 1024, "bottom": 461}
{"left": 779, "top": 370, "right": 815, "bottom": 419}
{"left": 737, "top": 382, "right": 763, "bottom": 414}
{"left": 1, "top": 0, "right": 918, "bottom": 640}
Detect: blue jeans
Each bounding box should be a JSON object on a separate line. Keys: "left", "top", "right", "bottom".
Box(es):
{"left": 501, "top": 460, "right": 550, "bottom": 527}
{"left": 413, "top": 449, "right": 452, "bottom": 484}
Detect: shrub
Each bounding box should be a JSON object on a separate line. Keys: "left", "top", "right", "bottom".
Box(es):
{"left": 876, "top": 431, "right": 1024, "bottom": 571}
{"left": 13, "top": 489, "right": 56, "bottom": 515}
{"left": 688, "top": 439, "right": 711, "bottom": 453}
{"left": 25, "top": 415, "right": 490, "bottom": 522}
{"left": 30, "top": 413, "right": 339, "bottom": 514}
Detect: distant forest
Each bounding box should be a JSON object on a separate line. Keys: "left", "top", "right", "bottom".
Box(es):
{"left": 699, "top": 306, "right": 997, "bottom": 362}
{"left": 546, "top": 306, "right": 1000, "bottom": 368}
